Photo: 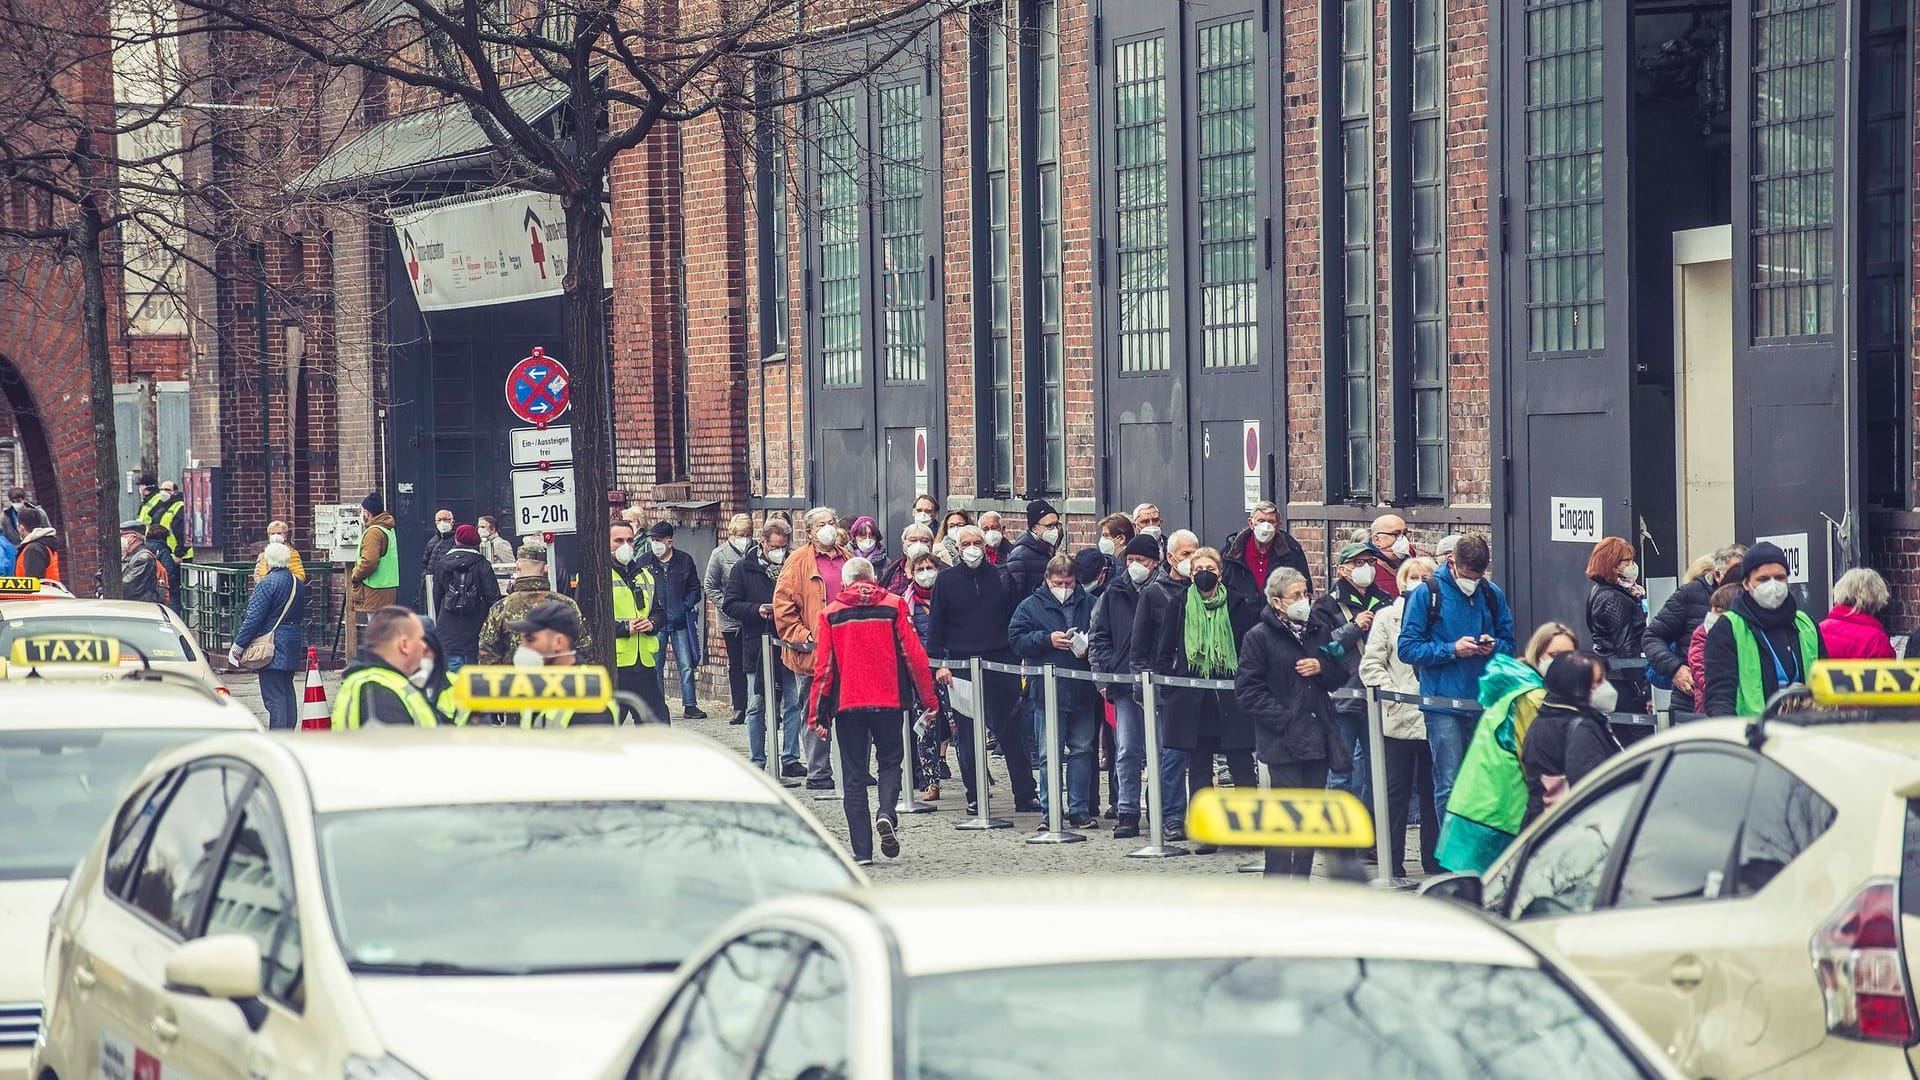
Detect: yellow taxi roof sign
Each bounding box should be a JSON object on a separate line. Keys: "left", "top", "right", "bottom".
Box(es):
{"left": 450, "top": 665, "right": 614, "bottom": 712}
{"left": 1807, "top": 660, "right": 1920, "bottom": 708}
{"left": 1185, "top": 788, "right": 1376, "bottom": 850}
{"left": 10, "top": 634, "right": 121, "bottom": 667}
{"left": 0, "top": 576, "right": 43, "bottom": 595}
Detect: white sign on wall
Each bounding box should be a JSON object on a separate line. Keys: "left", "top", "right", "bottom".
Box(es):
{"left": 509, "top": 425, "right": 574, "bottom": 466}
{"left": 1755, "top": 532, "right": 1811, "bottom": 584}
{"left": 1549, "top": 496, "right": 1604, "bottom": 544}
{"left": 314, "top": 504, "right": 364, "bottom": 563}
{"left": 513, "top": 466, "right": 578, "bottom": 536}
{"left": 391, "top": 189, "right": 614, "bottom": 313}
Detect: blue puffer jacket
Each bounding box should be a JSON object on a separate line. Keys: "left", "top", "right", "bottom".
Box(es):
{"left": 1396, "top": 563, "right": 1515, "bottom": 715}
{"left": 234, "top": 567, "right": 307, "bottom": 671}
{"left": 1009, "top": 581, "right": 1097, "bottom": 711}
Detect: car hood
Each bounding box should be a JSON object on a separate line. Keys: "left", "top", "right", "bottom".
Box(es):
{"left": 354, "top": 972, "right": 675, "bottom": 1080}
{"left": 0, "top": 879, "right": 67, "bottom": 1002}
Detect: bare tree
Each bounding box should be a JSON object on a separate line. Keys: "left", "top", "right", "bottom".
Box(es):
{"left": 160, "top": 0, "right": 963, "bottom": 659}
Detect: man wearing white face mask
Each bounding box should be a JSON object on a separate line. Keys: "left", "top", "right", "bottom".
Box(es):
{"left": 477, "top": 541, "right": 592, "bottom": 666}
{"left": 1307, "top": 543, "right": 1393, "bottom": 820}
{"left": 725, "top": 519, "right": 802, "bottom": 770}
{"left": 419, "top": 508, "right": 457, "bottom": 607}
{"left": 1396, "top": 533, "right": 1514, "bottom": 820}
{"left": 640, "top": 520, "right": 707, "bottom": 719}
{"left": 977, "top": 509, "right": 1013, "bottom": 564}
{"left": 774, "top": 507, "right": 846, "bottom": 789}
{"left": 1010, "top": 555, "right": 1102, "bottom": 828}
{"left": 1223, "top": 500, "right": 1312, "bottom": 627}
{"left": 880, "top": 521, "right": 937, "bottom": 593}
{"left": 1358, "top": 513, "right": 1417, "bottom": 600}
{"left": 1700, "top": 541, "right": 1823, "bottom": 717}
{"left": 1004, "top": 499, "right": 1064, "bottom": 601}
{"left": 927, "top": 524, "right": 1042, "bottom": 814}
{"left": 705, "top": 513, "right": 756, "bottom": 725}
{"left": 608, "top": 520, "right": 667, "bottom": 724}
{"left": 1090, "top": 533, "right": 1163, "bottom": 838}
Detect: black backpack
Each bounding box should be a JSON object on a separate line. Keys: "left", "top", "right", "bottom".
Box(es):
{"left": 441, "top": 559, "right": 485, "bottom": 616}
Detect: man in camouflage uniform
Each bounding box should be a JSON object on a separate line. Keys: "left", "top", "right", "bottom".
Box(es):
{"left": 478, "top": 542, "right": 594, "bottom": 665}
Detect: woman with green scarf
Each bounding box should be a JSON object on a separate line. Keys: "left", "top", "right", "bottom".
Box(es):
{"left": 1142, "top": 546, "right": 1258, "bottom": 848}
{"left": 1435, "top": 622, "right": 1580, "bottom": 873}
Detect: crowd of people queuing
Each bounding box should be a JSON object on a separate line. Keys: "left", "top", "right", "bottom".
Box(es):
{"left": 184, "top": 480, "right": 1912, "bottom": 871}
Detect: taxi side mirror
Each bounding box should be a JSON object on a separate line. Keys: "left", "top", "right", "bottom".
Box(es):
{"left": 165, "top": 934, "right": 263, "bottom": 1001}
{"left": 1416, "top": 872, "right": 1484, "bottom": 908}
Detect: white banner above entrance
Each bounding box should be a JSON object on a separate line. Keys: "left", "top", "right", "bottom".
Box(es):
{"left": 391, "top": 189, "right": 613, "bottom": 312}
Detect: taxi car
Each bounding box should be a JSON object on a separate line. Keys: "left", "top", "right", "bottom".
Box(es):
{"left": 1419, "top": 657, "right": 1920, "bottom": 1079}
{"left": 0, "top": 666, "right": 261, "bottom": 1080}
{"left": 34, "top": 726, "right": 864, "bottom": 1080}
{"left": 0, "top": 596, "right": 226, "bottom": 695}
{"left": 0, "top": 575, "right": 72, "bottom": 603}
{"left": 597, "top": 789, "right": 1681, "bottom": 1080}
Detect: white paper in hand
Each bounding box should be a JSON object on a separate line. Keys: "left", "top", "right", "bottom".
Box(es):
{"left": 1070, "top": 631, "right": 1091, "bottom": 658}
{"left": 946, "top": 675, "right": 975, "bottom": 719}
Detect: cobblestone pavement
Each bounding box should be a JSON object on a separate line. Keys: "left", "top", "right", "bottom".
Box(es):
{"left": 229, "top": 672, "right": 1418, "bottom": 883}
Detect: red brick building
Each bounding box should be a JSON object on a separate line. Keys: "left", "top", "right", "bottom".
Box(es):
{"left": 172, "top": 0, "right": 1920, "bottom": 641}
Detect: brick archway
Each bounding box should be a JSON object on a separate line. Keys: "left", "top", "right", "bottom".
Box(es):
{"left": 0, "top": 253, "right": 103, "bottom": 585}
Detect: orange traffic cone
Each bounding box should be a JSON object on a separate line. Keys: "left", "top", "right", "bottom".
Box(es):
{"left": 299, "top": 648, "right": 330, "bottom": 731}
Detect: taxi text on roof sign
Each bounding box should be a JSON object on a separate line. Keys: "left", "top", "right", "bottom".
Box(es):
{"left": 450, "top": 665, "right": 613, "bottom": 712}
{"left": 1807, "top": 660, "right": 1920, "bottom": 708}
{"left": 10, "top": 634, "right": 121, "bottom": 667}
{"left": 1184, "top": 788, "right": 1376, "bottom": 850}
{"left": 0, "top": 576, "right": 42, "bottom": 594}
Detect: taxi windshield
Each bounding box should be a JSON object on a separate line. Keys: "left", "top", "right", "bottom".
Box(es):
{"left": 318, "top": 800, "right": 854, "bottom": 975}
{"left": 0, "top": 728, "right": 225, "bottom": 880}
{"left": 0, "top": 615, "right": 196, "bottom": 663}
{"left": 906, "top": 957, "right": 1659, "bottom": 1080}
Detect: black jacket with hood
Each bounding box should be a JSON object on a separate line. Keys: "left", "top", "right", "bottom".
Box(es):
{"left": 1701, "top": 589, "right": 1826, "bottom": 717}
{"left": 723, "top": 545, "right": 783, "bottom": 669}
{"left": 431, "top": 547, "right": 502, "bottom": 660}
{"left": 1236, "top": 606, "right": 1351, "bottom": 768}
{"left": 1305, "top": 580, "right": 1390, "bottom": 709}
{"left": 1643, "top": 573, "right": 1717, "bottom": 710}
{"left": 1002, "top": 531, "right": 1058, "bottom": 602}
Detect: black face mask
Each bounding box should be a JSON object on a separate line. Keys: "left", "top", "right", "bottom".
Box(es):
{"left": 1193, "top": 569, "right": 1220, "bottom": 593}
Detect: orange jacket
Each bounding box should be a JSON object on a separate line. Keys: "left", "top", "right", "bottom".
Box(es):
{"left": 772, "top": 542, "right": 842, "bottom": 676}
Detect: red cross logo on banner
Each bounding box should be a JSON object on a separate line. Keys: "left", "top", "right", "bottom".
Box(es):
{"left": 505, "top": 347, "right": 571, "bottom": 424}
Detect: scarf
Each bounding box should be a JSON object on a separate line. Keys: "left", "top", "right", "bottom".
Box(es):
{"left": 1615, "top": 576, "right": 1647, "bottom": 601}
{"left": 1182, "top": 584, "right": 1238, "bottom": 678}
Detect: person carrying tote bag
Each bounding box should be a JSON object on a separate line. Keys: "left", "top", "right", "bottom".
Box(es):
{"left": 231, "top": 543, "right": 308, "bottom": 729}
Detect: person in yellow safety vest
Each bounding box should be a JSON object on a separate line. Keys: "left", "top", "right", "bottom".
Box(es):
{"left": 136, "top": 477, "right": 195, "bottom": 563}
{"left": 349, "top": 492, "right": 400, "bottom": 616}
{"left": 134, "top": 474, "right": 167, "bottom": 524}
{"left": 332, "top": 605, "right": 446, "bottom": 729}
{"left": 509, "top": 600, "right": 618, "bottom": 728}
{"left": 609, "top": 520, "right": 670, "bottom": 724}
{"left": 1699, "top": 540, "right": 1825, "bottom": 717}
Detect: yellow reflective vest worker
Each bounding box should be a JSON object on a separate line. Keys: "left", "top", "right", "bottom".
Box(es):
{"left": 612, "top": 566, "right": 662, "bottom": 670}
{"left": 332, "top": 662, "right": 441, "bottom": 730}
{"left": 135, "top": 489, "right": 169, "bottom": 525}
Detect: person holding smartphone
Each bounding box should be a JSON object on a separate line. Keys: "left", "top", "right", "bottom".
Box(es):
{"left": 1009, "top": 553, "right": 1101, "bottom": 829}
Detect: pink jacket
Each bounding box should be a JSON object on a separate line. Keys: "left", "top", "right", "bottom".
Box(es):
{"left": 1819, "top": 605, "right": 1896, "bottom": 660}
{"left": 1687, "top": 622, "right": 1711, "bottom": 712}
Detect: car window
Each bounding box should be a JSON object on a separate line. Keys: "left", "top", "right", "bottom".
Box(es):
{"left": 0, "top": 614, "right": 196, "bottom": 662}
{"left": 103, "top": 771, "right": 174, "bottom": 893}
{"left": 205, "top": 786, "right": 303, "bottom": 1007}
{"left": 753, "top": 946, "right": 849, "bottom": 1080}
{"left": 655, "top": 932, "right": 797, "bottom": 1080}
{"left": 1736, "top": 757, "right": 1835, "bottom": 895}
{"left": 1510, "top": 766, "right": 1646, "bottom": 920}
{"left": 128, "top": 765, "right": 244, "bottom": 936}
{"left": 1614, "top": 750, "right": 1756, "bottom": 909}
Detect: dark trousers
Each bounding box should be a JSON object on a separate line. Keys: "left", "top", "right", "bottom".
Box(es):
{"left": 952, "top": 663, "right": 1037, "bottom": 806}
{"left": 618, "top": 662, "right": 670, "bottom": 725}
{"left": 1185, "top": 736, "right": 1255, "bottom": 802}
{"left": 1263, "top": 761, "right": 1330, "bottom": 875}
{"left": 259, "top": 668, "right": 297, "bottom": 730}
{"left": 835, "top": 708, "right": 904, "bottom": 860}
{"left": 723, "top": 630, "right": 749, "bottom": 718}
{"left": 1383, "top": 736, "right": 1441, "bottom": 876}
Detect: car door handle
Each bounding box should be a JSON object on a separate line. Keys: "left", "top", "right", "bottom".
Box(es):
{"left": 151, "top": 1015, "right": 180, "bottom": 1044}
{"left": 1669, "top": 958, "right": 1707, "bottom": 988}
{"left": 73, "top": 964, "right": 96, "bottom": 990}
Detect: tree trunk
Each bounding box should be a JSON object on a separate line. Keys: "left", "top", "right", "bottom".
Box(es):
{"left": 78, "top": 201, "right": 122, "bottom": 599}
{"left": 561, "top": 186, "right": 614, "bottom": 666}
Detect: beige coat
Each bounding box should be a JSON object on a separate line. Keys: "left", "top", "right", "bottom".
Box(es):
{"left": 1358, "top": 597, "right": 1426, "bottom": 740}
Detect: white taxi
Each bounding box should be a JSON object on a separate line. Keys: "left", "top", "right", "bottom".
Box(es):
{"left": 597, "top": 789, "right": 1681, "bottom": 1080}
{"left": 1421, "top": 658, "right": 1920, "bottom": 1078}
{"left": 0, "top": 669, "right": 261, "bottom": 1080}
{"left": 0, "top": 597, "right": 227, "bottom": 696}
{"left": 34, "top": 726, "right": 863, "bottom": 1080}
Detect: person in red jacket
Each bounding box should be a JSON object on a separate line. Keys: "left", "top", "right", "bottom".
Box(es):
{"left": 1820, "top": 568, "right": 1897, "bottom": 660}
{"left": 809, "top": 556, "right": 940, "bottom": 864}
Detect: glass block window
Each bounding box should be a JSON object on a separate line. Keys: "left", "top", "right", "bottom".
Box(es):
{"left": 1861, "top": 0, "right": 1910, "bottom": 506}
{"left": 1035, "top": 0, "right": 1065, "bottom": 490}
{"left": 978, "top": 7, "right": 1013, "bottom": 491}
{"left": 1114, "top": 35, "right": 1171, "bottom": 373}
{"left": 817, "top": 92, "right": 862, "bottom": 387}
{"left": 1198, "top": 17, "right": 1258, "bottom": 369}
{"left": 879, "top": 84, "right": 928, "bottom": 383}
{"left": 1751, "top": 0, "right": 1836, "bottom": 341}
{"left": 1340, "top": 0, "right": 1374, "bottom": 498}
{"left": 1523, "top": 0, "right": 1604, "bottom": 354}
{"left": 1409, "top": 0, "right": 1446, "bottom": 498}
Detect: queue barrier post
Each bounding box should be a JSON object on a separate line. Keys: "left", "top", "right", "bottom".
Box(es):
{"left": 897, "top": 711, "right": 936, "bottom": 815}
{"left": 1026, "top": 663, "right": 1086, "bottom": 845}
{"left": 1238, "top": 761, "right": 1269, "bottom": 873}
{"left": 954, "top": 655, "right": 1012, "bottom": 831}
{"left": 1128, "top": 671, "right": 1188, "bottom": 859}
{"left": 759, "top": 634, "right": 782, "bottom": 782}
{"left": 1364, "top": 689, "right": 1395, "bottom": 881}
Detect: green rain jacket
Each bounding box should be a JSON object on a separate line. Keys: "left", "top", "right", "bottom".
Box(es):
{"left": 1435, "top": 652, "right": 1547, "bottom": 874}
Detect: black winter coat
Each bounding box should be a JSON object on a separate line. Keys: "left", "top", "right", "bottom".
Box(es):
{"left": 1137, "top": 583, "right": 1258, "bottom": 751}
{"left": 1644, "top": 574, "right": 1715, "bottom": 710}
{"left": 431, "top": 548, "right": 501, "bottom": 660}
{"left": 1700, "top": 592, "right": 1826, "bottom": 717}
{"left": 1305, "top": 581, "right": 1390, "bottom": 707}
{"left": 1089, "top": 571, "right": 1146, "bottom": 695}
{"left": 1002, "top": 532, "right": 1058, "bottom": 601}
{"left": 641, "top": 548, "right": 703, "bottom": 631}
{"left": 1586, "top": 580, "right": 1646, "bottom": 661}
{"left": 723, "top": 549, "right": 782, "bottom": 668}
{"left": 1221, "top": 526, "right": 1313, "bottom": 627}
{"left": 927, "top": 559, "right": 1016, "bottom": 661}
{"left": 1235, "top": 608, "right": 1351, "bottom": 769}
{"left": 421, "top": 531, "right": 458, "bottom": 575}
{"left": 1521, "top": 702, "right": 1623, "bottom": 824}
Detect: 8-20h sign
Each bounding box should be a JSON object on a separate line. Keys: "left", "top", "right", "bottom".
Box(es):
{"left": 513, "top": 466, "right": 577, "bottom": 535}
